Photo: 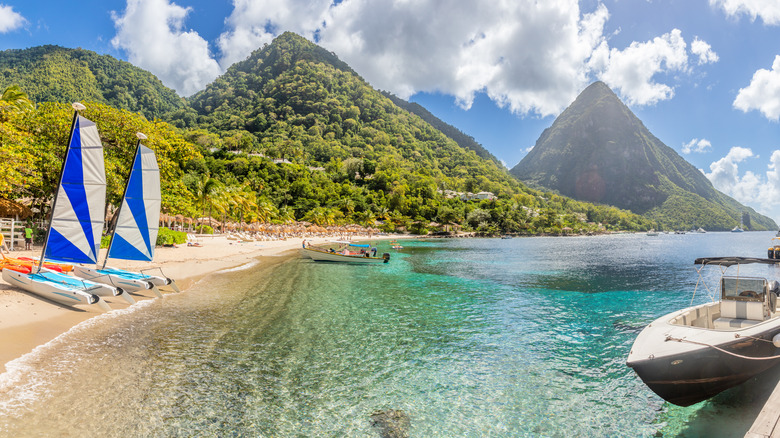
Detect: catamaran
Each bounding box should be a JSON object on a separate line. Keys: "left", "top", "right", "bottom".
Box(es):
{"left": 2, "top": 103, "right": 128, "bottom": 310}
{"left": 301, "top": 241, "right": 390, "bottom": 264}
{"left": 73, "top": 133, "right": 178, "bottom": 296}
{"left": 627, "top": 257, "right": 780, "bottom": 406}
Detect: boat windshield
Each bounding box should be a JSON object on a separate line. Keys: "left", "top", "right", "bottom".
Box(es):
{"left": 721, "top": 276, "right": 766, "bottom": 301}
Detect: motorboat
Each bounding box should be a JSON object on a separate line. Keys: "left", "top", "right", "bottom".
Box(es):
{"left": 646, "top": 230, "right": 659, "bottom": 236}
{"left": 627, "top": 257, "right": 780, "bottom": 406}
{"left": 732, "top": 226, "right": 745, "bottom": 232}
{"left": 301, "top": 241, "right": 390, "bottom": 264}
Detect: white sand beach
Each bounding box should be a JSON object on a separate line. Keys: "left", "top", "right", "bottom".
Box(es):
{"left": 0, "top": 234, "right": 409, "bottom": 372}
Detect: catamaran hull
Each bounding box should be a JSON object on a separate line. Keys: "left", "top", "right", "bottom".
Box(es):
{"left": 301, "top": 248, "right": 389, "bottom": 264}
{"left": 2, "top": 269, "right": 111, "bottom": 311}
{"left": 73, "top": 266, "right": 153, "bottom": 292}
{"left": 627, "top": 310, "right": 780, "bottom": 406}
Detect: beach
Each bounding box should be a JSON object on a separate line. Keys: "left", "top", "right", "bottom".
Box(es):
{"left": 0, "top": 234, "right": 401, "bottom": 373}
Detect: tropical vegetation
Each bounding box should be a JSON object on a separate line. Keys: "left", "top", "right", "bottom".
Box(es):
{"left": 0, "top": 33, "right": 719, "bottom": 237}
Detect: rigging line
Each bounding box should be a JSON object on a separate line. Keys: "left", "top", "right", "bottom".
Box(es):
{"left": 666, "top": 335, "right": 780, "bottom": 361}
{"left": 735, "top": 333, "right": 775, "bottom": 344}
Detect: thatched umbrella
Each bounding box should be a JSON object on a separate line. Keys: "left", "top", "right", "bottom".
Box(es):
{"left": 0, "top": 198, "right": 32, "bottom": 219}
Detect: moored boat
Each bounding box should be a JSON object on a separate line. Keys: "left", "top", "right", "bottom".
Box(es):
{"left": 627, "top": 257, "right": 780, "bottom": 406}
{"left": 301, "top": 241, "right": 390, "bottom": 264}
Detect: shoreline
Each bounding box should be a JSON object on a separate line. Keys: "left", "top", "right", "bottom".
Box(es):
{"left": 0, "top": 234, "right": 411, "bottom": 373}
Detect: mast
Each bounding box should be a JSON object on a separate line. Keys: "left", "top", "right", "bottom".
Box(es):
{"left": 36, "top": 103, "right": 85, "bottom": 274}
{"left": 102, "top": 133, "right": 146, "bottom": 269}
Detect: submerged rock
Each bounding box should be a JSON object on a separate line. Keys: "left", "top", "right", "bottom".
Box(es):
{"left": 369, "top": 409, "right": 411, "bottom": 438}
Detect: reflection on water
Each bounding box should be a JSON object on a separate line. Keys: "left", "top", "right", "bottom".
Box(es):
{"left": 0, "top": 232, "right": 778, "bottom": 436}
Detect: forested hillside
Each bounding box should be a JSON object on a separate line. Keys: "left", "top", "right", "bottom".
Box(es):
{"left": 182, "top": 32, "right": 653, "bottom": 233}
{"left": 380, "top": 91, "right": 502, "bottom": 165}
{"left": 0, "top": 45, "right": 186, "bottom": 120}
{"left": 1, "top": 34, "right": 661, "bottom": 235}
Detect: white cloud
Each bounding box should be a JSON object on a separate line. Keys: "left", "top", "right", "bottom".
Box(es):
{"left": 213, "top": 0, "right": 614, "bottom": 116}
{"left": 596, "top": 29, "right": 690, "bottom": 106}
{"left": 108, "top": 0, "right": 718, "bottom": 110}
{"left": 734, "top": 55, "right": 780, "bottom": 121}
{"left": 0, "top": 4, "right": 26, "bottom": 33}
{"left": 213, "top": 1, "right": 714, "bottom": 116}
{"left": 704, "top": 146, "right": 780, "bottom": 219}
{"left": 111, "top": 0, "right": 222, "bottom": 96}
{"left": 217, "top": 0, "right": 333, "bottom": 69}
{"left": 705, "top": 146, "right": 760, "bottom": 203}
{"left": 709, "top": 0, "right": 780, "bottom": 25}
{"left": 682, "top": 138, "right": 712, "bottom": 154}
{"left": 318, "top": 0, "right": 611, "bottom": 116}
{"left": 691, "top": 37, "right": 719, "bottom": 64}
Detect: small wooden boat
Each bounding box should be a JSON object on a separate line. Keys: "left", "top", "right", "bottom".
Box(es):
{"left": 627, "top": 257, "right": 780, "bottom": 406}
{"left": 301, "top": 242, "right": 390, "bottom": 264}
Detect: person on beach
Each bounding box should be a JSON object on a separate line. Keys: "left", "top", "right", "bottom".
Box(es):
{"left": 24, "top": 225, "right": 33, "bottom": 250}
{"left": 0, "top": 234, "right": 9, "bottom": 254}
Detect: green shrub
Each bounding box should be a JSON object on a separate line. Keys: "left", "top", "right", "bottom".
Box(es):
{"left": 156, "top": 227, "right": 187, "bottom": 246}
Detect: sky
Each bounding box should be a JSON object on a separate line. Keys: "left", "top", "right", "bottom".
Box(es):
{"left": 1, "top": 0, "right": 780, "bottom": 224}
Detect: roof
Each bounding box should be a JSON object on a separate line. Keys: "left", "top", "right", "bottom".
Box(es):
{"left": 694, "top": 257, "right": 780, "bottom": 267}
{"left": 0, "top": 198, "right": 32, "bottom": 219}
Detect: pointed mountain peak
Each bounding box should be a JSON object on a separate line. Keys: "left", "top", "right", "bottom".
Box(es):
{"left": 510, "top": 81, "right": 777, "bottom": 230}
{"left": 229, "top": 31, "right": 358, "bottom": 79}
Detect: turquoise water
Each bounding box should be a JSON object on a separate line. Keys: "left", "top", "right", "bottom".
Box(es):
{"left": 2, "top": 232, "right": 780, "bottom": 436}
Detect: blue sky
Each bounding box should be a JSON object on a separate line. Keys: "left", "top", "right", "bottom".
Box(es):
{"left": 1, "top": 0, "right": 780, "bottom": 224}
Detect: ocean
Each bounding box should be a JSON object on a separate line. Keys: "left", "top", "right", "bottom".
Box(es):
{"left": 2, "top": 232, "right": 780, "bottom": 437}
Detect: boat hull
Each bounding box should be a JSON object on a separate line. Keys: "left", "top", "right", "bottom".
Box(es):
{"left": 627, "top": 307, "right": 780, "bottom": 406}
{"left": 2, "top": 269, "right": 111, "bottom": 311}
{"left": 301, "top": 248, "right": 389, "bottom": 264}
{"left": 73, "top": 265, "right": 154, "bottom": 292}
{"left": 629, "top": 338, "right": 780, "bottom": 406}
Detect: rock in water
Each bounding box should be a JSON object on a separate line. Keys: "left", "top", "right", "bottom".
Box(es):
{"left": 369, "top": 409, "right": 411, "bottom": 438}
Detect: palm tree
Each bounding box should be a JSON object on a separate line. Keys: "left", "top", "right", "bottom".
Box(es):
{"left": 0, "top": 85, "right": 34, "bottom": 119}
{"left": 192, "top": 173, "right": 221, "bottom": 232}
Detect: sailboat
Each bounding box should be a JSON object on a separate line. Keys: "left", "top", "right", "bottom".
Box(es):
{"left": 73, "top": 133, "right": 179, "bottom": 296}
{"left": 2, "top": 103, "right": 128, "bottom": 310}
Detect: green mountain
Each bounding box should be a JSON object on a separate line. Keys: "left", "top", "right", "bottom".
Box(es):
{"left": 184, "top": 32, "right": 657, "bottom": 233}
{"left": 380, "top": 91, "right": 502, "bottom": 165}
{"left": 0, "top": 45, "right": 186, "bottom": 119}
{"left": 510, "top": 81, "right": 776, "bottom": 231}
{"left": 188, "top": 31, "right": 522, "bottom": 197}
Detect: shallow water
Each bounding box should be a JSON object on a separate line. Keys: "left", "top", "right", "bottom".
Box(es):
{"left": 1, "top": 232, "right": 779, "bottom": 437}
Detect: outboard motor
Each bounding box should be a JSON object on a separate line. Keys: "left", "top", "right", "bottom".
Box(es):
{"left": 769, "top": 247, "right": 776, "bottom": 259}
{"left": 770, "top": 280, "right": 780, "bottom": 297}
{"left": 382, "top": 253, "right": 390, "bottom": 263}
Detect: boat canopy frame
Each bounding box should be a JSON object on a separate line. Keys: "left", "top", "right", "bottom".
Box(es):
{"left": 694, "top": 257, "right": 780, "bottom": 267}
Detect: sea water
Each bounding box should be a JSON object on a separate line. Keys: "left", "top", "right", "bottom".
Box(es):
{"left": 1, "top": 232, "right": 780, "bottom": 437}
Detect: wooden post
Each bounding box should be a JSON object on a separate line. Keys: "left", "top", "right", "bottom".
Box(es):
{"left": 9, "top": 218, "right": 14, "bottom": 251}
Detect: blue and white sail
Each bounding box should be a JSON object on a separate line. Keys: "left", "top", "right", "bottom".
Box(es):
{"left": 44, "top": 115, "right": 106, "bottom": 264}
{"left": 106, "top": 143, "right": 160, "bottom": 262}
